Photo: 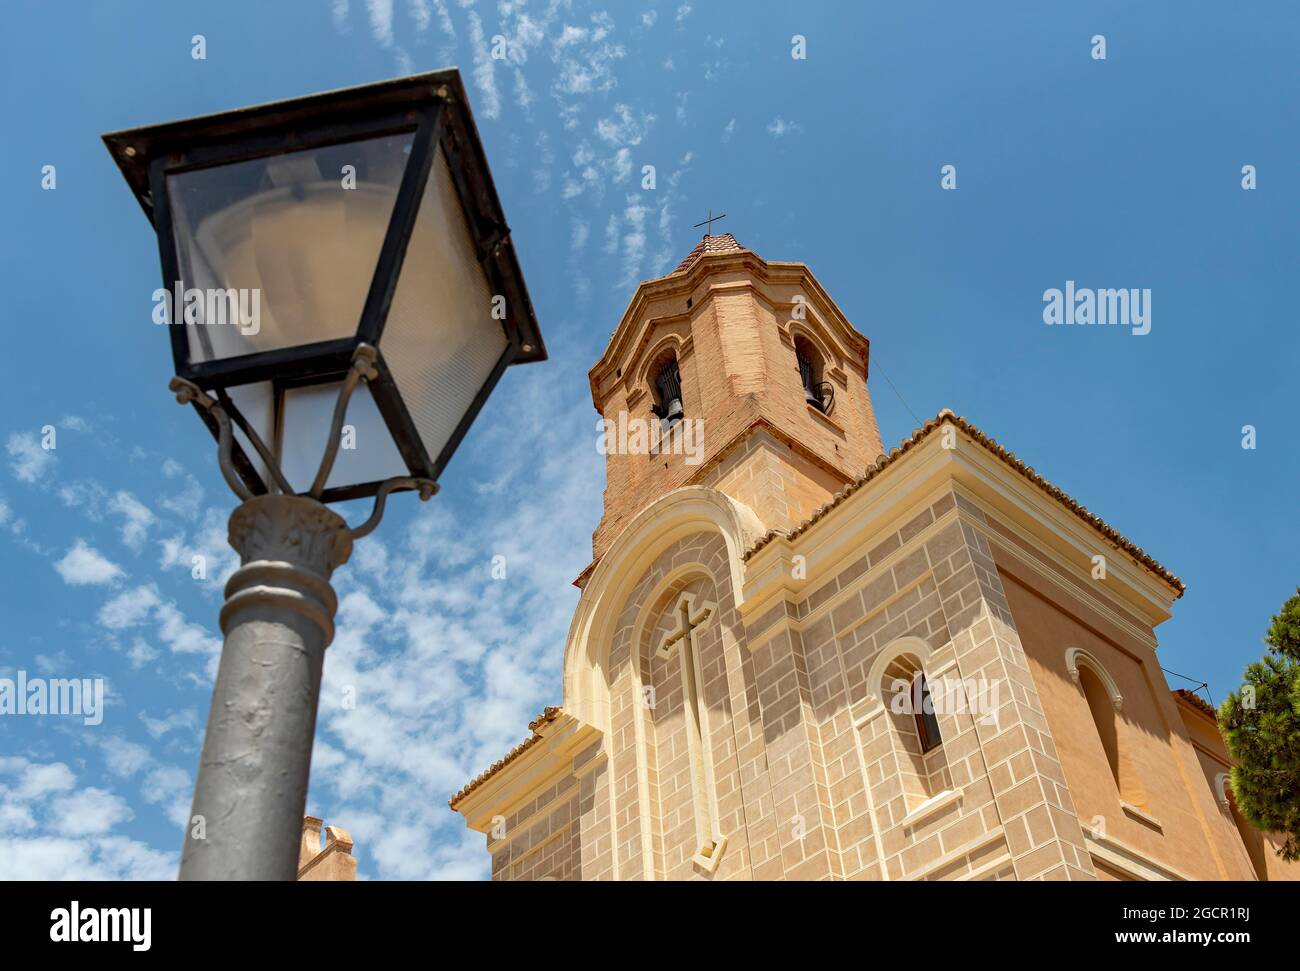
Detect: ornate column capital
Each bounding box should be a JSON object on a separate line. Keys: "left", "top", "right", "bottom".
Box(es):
{"left": 227, "top": 495, "right": 353, "bottom": 576}
{"left": 222, "top": 495, "right": 352, "bottom": 648}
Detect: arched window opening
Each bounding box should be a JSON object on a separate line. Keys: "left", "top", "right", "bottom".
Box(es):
{"left": 1075, "top": 658, "right": 1149, "bottom": 812}
{"left": 879, "top": 653, "right": 951, "bottom": 809}
{"left": 650, "top": 354, "right": 684, "bottom": 431}
{"left": 1079, "top": 666, "right": 1121, "bottom": 783}
{"left": 793, "top": 337, "right": 832, "bottom": 414}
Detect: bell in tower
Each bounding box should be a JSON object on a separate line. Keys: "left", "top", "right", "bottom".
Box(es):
{"left": 652, "top": 356, "right": 685, "bottom": 432}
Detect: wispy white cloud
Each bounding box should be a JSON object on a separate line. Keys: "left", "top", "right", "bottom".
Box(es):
{"left": 97, "top": 582, "right": 220, "bottom": 680}
{"left": 93, "top": 737, "right": 192, "bottom": 828}
{"left": 7, "top": 432, "right": 54, "bottom": 483}
{"left": 125, "top": 637, "right": 159, "bottom": 669}
{"left": 365, "top": 0, "right": 396, "bottom": 47}
{"left": 153, "top": 603, "right": 221, "bottom": 660}
{"left": 551, "top": 13, "right": 626, "bottom": 98}
{"left": 466, "top": 10, "right": 502, "bottom": 119}
{"left": 767, "top": 116, "right": 804, "bottom": 138}
{"left": 0, "top": 758, "right": 76, "bottom": 801}
{"left": 157, "top": 506, "right": 239, "bottom": 587}
{"left": 48, "top": 787, "right": 133, "bottom": 837}
{"left": 571, "top": 218, "right": 591, "bottom": 254}
{"left": 611, "top": 147, "right": 633, "bottom": 183}
{"left": 139, "top": 708, "right": 200, "bottom": 740}
{"left": 109, "top": 491, "right": 154, "bottom": 552}
{"left": 406, "top": 0, "right": 431, "bottom": 32}
{"left": 332, "top": 0, "right": 351, "bottom": 33}
{"left": 603, "top": 212, "right": 620, "bottom": 254}
{"left": 59, "top": 416, "right": 90, "bottom": 433}
{"left": 596, "top": 104, "right": 655, "bottom": 146}
{"left": 0, "top": 758, "right": 176, "bottom": 880}
{"left": 55, "top": 540, "right": 124, "bottom": 586}
{"left": 142, "top": 765, "right": 192, "bottom": 828}
{"left": 615, "top": 195, "right": 650, "bottom": 288}
{"left": 99, "top": 584, "right": 161, "bottom": 630}
{"left": 513, "top": 67, "right": 534, "bottom": 113}
{"left": 533, "top": 130, "right": 554, "bottom": 192}
{"left": 0, "top": 836, "right": 175, "bottom": 880}
{"left": 551, "top": 23, "right": 588, "bottom": 55}
{"left": 99, "top": 736, "right": 153, "bottom": 778}
{"left": 158, "top": 472, "right": 203, "bottom": 521}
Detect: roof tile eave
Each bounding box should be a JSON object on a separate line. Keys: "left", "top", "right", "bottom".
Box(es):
{"left": 1173, "top": 688, "right": 1219, "bottom": 722}
{"left": 447, "top": 706, "right": 561, "bottom": 810}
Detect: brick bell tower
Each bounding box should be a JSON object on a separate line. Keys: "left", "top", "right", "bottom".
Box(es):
{"left": 584, "top": 232, "right": 884, "bottom": 573}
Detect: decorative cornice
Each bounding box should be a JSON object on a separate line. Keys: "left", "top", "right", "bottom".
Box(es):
{"left": 744, "top": 409, "right": 1185, "bottom": 599}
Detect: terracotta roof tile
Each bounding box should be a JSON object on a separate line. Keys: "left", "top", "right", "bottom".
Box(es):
{"left": 1173, "top": 688, "right": 1218, "bottom": 721}
{"left": 448, "top": 707, "right": 561, "bottom": 809}
{"left": 744, "top": 409, "right": 1185, "bottom": 597}
{"left": 673, "top": 233, "right": 744, "bottom": 274}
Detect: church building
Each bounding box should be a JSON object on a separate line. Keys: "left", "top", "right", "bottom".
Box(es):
{"left": 448, "top": 233, "right": 1296, "bottom": 881}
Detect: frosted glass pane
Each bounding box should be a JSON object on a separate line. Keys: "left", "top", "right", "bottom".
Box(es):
{"left": 166, "top": 133, "right": 414, "bottom": 364}
{"left": 380, "top": 145, "right": 506, "bottom": 468}
{"left": 225, "top": 380, "right": 275, "bottom": 486}
{"left": 278, "top": 381, "right": 408, "bottom": 493}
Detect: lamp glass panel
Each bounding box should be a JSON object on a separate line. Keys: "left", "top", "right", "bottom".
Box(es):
{"left": 165, "top": 132, "right": 415, "bottom": 364}
{"left": 379, "top": 144, "right": 507, "bottom": 470}
{"left": 224, "top": 380, "right": 276, "bottom": 486}
{"left": 277, "top": 381, "right": 408, "bottom": 493}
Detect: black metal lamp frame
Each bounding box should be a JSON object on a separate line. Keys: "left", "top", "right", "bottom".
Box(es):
{"left": 103, "top": 70, "right": 546, "bottom": 503}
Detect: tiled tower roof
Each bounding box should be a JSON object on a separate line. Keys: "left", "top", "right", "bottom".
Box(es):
{"left": 673, "top": 232, "right": 745, "bottom": 273}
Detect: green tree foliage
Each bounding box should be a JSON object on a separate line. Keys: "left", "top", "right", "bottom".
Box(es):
{"left": 1220, "top": 589, "right": 1300, "bottom": 860}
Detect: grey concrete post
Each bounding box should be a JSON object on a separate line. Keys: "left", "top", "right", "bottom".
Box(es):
{"left": 179, "top": 494, "right": 353, "bottom": 881}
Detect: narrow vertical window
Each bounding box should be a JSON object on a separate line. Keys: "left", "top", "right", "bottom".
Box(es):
{"left": 913, "top": 673, "right": 942, "bottom": 753}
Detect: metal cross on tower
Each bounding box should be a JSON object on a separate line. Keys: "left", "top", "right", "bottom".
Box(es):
{"left": 692, "top": 209, "right": 727, "bottom": 236}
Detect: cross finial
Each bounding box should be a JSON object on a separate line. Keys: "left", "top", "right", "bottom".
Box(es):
{"left": 692, "top": 209, "right": 727, "bottom": 237}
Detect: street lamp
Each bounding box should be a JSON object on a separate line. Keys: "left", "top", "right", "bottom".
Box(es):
{"left": 103, "top": 70, "right": 544, "bottom": 880}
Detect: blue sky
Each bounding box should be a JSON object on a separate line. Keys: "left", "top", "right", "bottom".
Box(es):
{"left": 0, "top": 1, "right": 1296, "bottom": 879}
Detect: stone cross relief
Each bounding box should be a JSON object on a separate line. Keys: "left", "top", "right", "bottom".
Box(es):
{"left": 656, "top": 591, "right": 727, "bottom": 873}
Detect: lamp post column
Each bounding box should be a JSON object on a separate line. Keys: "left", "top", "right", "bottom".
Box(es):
{"left": 179, "top": 494, "right": 353, "bottom": 881}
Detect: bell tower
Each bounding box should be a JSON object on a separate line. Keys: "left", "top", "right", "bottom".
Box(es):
{"left": 586, "top": 233, "right": 884, "bottom": 569}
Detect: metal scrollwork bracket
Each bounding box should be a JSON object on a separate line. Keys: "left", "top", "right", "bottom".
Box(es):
{"left": 168, "top": 343, "right": 438, "bottom": 541}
